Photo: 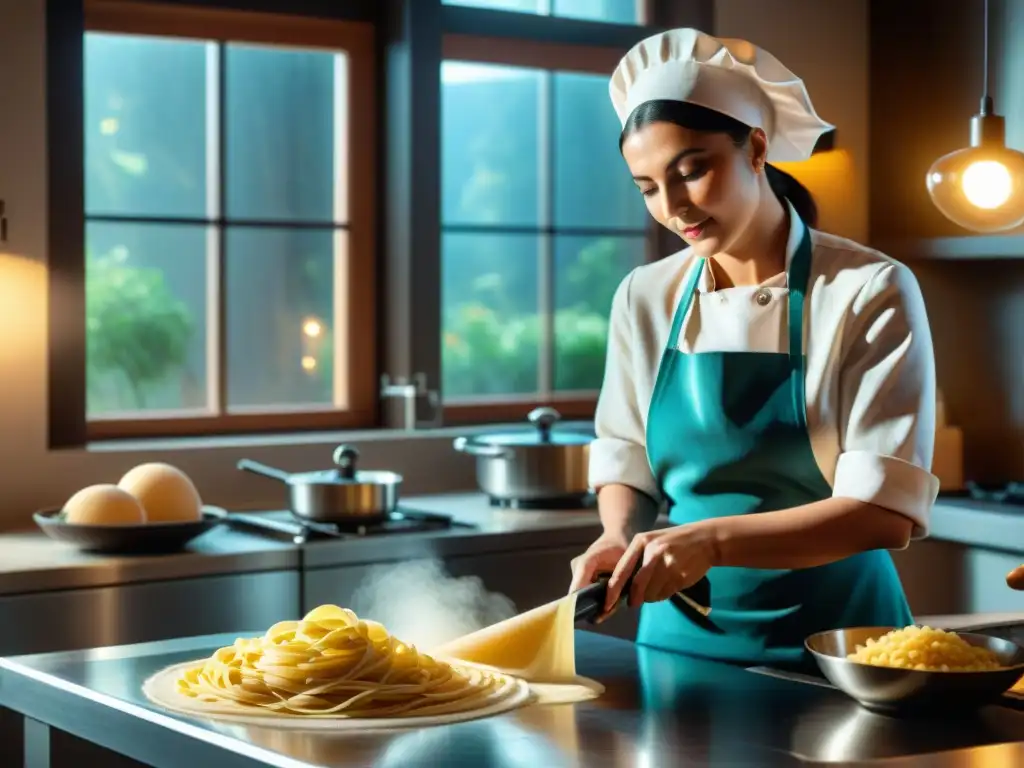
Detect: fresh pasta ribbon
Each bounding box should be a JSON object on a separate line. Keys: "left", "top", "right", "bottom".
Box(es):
{"left": 175, "top": 605, "right": 521, "bottom": 718}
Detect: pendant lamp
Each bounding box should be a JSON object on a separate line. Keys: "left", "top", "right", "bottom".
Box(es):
{"left": 925, "top": 0, "right": 1024, "bottom": 233}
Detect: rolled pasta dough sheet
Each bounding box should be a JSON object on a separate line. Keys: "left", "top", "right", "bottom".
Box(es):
{"left": 432, "top": 592, "right": 604, "bottom": 703}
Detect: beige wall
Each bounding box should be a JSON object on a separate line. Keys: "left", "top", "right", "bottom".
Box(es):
{"left": 714, "top": 0, "right": 870, "bottom": 243}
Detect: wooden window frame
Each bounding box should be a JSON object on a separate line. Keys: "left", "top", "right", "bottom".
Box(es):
{"left": 437, "top": 29, "right": 656, "bottom": 426}
{"left": 48, "top": 0, "right": 711, "bottom": 445}
{"left": 383, "top": 0, "right": 712, "bottom": 431}
{"left": 56, "top": 1, "right": 377, "bottom": 442}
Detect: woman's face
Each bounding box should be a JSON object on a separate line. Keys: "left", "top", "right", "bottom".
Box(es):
{"left": 621, "top": 121, "right": 768, "bottom": 257}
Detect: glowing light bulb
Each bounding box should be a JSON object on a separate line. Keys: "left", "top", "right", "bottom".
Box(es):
{"left": 926, "top": 145, "right": 1024, "bottom": 233}
{"left": 302, "top": 318, "right": 322, "bottom": 338}
{"left": 961, "top": 160, "right": 1011, "bottom": 209}
{"left": 301, "top": 356, "right": 317, "bottom": 371}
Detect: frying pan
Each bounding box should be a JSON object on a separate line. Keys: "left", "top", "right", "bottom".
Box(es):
{"left": 237, "top": 445, "right": 402, "bottom": 524}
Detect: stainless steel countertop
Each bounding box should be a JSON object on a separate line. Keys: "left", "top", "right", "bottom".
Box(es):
{"left": 0, "top": 492, "right": 1019, "bottom": 598}
{"left": 0, "top": 494, "right": 605, "bottom": 596}
{"left": 0, "top": 525, "right": 300, "bottom": 596}
{"left": 3, "top": 630, "right": 1024, "bottom": 768}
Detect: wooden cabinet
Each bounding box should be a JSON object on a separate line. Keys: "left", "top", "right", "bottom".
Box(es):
{"left": 869, "top": 0, "right": 1024, "bottom": 247}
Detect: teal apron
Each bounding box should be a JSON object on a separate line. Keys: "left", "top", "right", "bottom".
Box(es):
{"left": 635, "top": 221, "right": 912, "bottom": 669}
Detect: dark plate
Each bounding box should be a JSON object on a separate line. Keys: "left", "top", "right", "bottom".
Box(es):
{"left": 33, "top": 506, "right": 226, "bottom": 554}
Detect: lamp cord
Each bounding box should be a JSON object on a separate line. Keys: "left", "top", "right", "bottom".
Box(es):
{"left": 981, "top": 0, "right": 993, "bottom": 114}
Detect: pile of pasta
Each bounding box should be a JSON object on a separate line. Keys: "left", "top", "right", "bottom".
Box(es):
{"left": 175, "top": 605, "right": 521, "bottom": 718}
{"left": 847, "top": 625, "right": 1005, "bottom": 672}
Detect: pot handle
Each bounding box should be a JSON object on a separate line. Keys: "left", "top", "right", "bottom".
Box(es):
{"left": 237, "top": 459, "right": 293, "bottom": 484}
{"left": 528, "top": 406, "right": 561, "bottom": 442}
{"left": 332, "top": 444, "right": 360, "bottom": 480}
{"left": 453, "top": 436, "right": 512, "bottom": 459}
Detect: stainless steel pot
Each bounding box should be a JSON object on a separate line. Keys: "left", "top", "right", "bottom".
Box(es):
{"left": 237, "top": 445, "right": 402, "bottom": 523}
{"left": 453, "top": 407, "right": 593, "bottom": 501}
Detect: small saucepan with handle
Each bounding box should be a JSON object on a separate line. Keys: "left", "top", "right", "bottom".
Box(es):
{"left": 237, "top": 445, "right": 402, "bottom": 524}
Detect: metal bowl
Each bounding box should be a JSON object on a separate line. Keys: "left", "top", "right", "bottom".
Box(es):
{"left": 805, "top": 626, "right": 1024, "bottom": 714}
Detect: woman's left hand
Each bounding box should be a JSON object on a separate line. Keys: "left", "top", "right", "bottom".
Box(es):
{"left": 604, "top": 521, "right": 719, "bottom": 611}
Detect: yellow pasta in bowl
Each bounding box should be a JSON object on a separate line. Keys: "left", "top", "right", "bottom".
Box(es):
{"left": 846, "top": 625, "right": 1004, "bottom": 672}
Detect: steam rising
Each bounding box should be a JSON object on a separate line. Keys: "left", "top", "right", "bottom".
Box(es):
{"left": 349, "top": 559, "right": 517, "bottom": 650}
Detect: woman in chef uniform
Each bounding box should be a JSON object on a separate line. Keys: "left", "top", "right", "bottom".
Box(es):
{"left": 569, "top": 28, "right": 941, "bottom": 669}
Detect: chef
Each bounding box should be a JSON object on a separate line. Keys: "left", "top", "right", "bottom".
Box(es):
{"left": 568, "top": 28, "right": 941, "bottom": 669}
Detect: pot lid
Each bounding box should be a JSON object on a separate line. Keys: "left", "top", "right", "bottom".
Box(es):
{"left": 289, "top": 445, "right": 402, "bottom": 486}
{"left": 474, "top": 407, "right": 594, "bottom": 447}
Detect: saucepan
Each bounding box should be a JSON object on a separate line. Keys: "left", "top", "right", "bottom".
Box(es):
{"left": 453, "top": 406, "right": 593, "bottom": 502}
{"left": 237, "top": 445, "right": 402, "bottom": 524}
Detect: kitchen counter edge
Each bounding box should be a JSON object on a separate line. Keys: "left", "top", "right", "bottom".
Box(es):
{"left": 0, "top": 494, "right": 1017, "bottom": 598}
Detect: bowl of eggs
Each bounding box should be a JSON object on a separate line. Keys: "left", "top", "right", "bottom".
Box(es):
{"left": 33, "top": 463, "right": 225, "bottom": 554}
{"left": 805, "top": 625, "right": 1024, "bottom": 714}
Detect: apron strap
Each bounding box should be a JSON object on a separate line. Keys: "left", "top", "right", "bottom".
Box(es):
{"left": 786, "top": 226, "right": 813, "bottom": 362}
{"left": 666, "top": 257, "right": 705, "bottom": 351}
{"left": 786, "top": 224, "right": 813, "bottom": 425}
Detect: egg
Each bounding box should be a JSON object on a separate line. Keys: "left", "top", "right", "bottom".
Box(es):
{"left": 63, "top": 484, "right": 147, "bottom": 526}
{"left": 118, "top": 463, "right": 203, "bottom": 523}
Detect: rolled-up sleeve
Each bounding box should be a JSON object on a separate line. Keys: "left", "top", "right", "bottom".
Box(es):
{"left": 831, "top": 262, "right": 940, "bottom": 538}
{"left": 588, "top": 272, "right": 661, "bottom": 501}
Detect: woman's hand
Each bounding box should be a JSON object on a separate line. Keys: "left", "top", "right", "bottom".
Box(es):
{"left": 605, "top": 522, "right": 718, "bottom": 610}
{"left": 568, "top": 531, "right": 629, "bottom": 619}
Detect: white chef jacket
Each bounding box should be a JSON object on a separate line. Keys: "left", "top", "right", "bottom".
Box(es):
{"left": 589, "top": 204, "right": 940, "bottom": 538}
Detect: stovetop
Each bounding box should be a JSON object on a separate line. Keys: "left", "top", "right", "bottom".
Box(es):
{"left": 221, "top": 507, "right": 474, "bottom": 545}
{"left": 939, "top": 481, "right": 1024, "bottom": 507}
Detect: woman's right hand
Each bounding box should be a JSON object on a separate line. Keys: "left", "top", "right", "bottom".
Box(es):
{"left": 568, "top": 532, "right": 629, "bottom": 620}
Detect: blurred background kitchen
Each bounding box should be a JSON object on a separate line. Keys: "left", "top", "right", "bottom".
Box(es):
{"left": 1, "top": 0, "right": 1024, "bottom": 748}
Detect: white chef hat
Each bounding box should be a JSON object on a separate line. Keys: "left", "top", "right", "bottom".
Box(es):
{"left": 609, "top": 28, "right": 833, "bottom": 162}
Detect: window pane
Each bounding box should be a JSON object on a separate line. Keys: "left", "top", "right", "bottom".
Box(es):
{"left": 442, "top": 233, "right": 540, "bottom": 398}
{"left": 441, "top": 0, "right": 545, "bottom": 13}
{"left": 84, "top": 33, "right": 208, "bottom": 218}
{"left": 225, "top": 45, "right": 343, "bottom": 223}
{"left": 85, "top": 222, "right": 209, "bottom": 416}
{"left": 554, "top": 72, "right": 648, "bottom": 229}
{"left": 441, "top": 0, "right": 642, "bottom": 23}
{"left": 554, "top": 234, "right": 646, "bottom": 391}
{"left": 554, "top": 0, "right": 640, "bottom": 24}
{"left": 225, "top": 227, "right": 338, "bottom": 409}
{"left": 442, "top": 62, "right": 542, "bottom": 226}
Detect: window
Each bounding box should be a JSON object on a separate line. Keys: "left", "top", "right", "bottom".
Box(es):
{"left": 441, "top": 0, "right": 645, "bottom": 25}
{"left": 80, "top": 4, "right": 376, "bottom": 438}
{"left": 440, "top": 54, "right": 651, "bottom": 416}
{"left": 49, "top": 1, "right": 665, "bottom": 444}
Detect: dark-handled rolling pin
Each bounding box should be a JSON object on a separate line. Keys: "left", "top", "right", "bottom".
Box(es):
{"left": 574, "top": 567, "right": 712, "bottom": 624}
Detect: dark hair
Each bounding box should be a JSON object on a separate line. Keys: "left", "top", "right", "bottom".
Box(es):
{"left": 620, "top": 100, "right": 818, "bottom": 228}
